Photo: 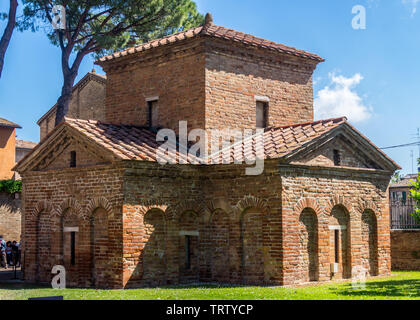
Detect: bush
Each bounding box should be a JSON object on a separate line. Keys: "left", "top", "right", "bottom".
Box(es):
{"left": 410, "top": 159, "right": 420, "bottom": 223}
{"left": 0, "top": 180, "right": 22, "bottom": 194}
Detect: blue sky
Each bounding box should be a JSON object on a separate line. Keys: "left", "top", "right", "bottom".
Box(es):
{"left": 1, "top": 0, "right": 420, "bottom": 174}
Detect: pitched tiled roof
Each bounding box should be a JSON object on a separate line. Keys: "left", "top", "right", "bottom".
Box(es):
{"left": 65, "top": 118, "right": 192, "bottom": 163}
{"left": 97, "top": 22, "right": 324, "bottom": 63}
{"left": 0, "top": 117, "right": 21, "bottom": 129}
{"left": 64, "top": 117, "right": 346, "bottom": 165}
{"left": 390, "top": 174, "right": 418, "bottom": 188}
{"left": 208, "top": 117, "right": 347, "bottom": 164}
{"left": 16, "top": 139, "right": 37, "bottom": 149}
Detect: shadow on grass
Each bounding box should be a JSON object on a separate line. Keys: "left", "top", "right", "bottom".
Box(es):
{"left": 0, "top": 282, "right": 245, "bottom": 291}
{"left": 330, "top": 279, "right": 420, "bottom": 298}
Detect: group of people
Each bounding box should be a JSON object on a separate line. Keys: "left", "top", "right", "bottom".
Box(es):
{"left": 0, "top": 235, "right": 21, "bottom": 269}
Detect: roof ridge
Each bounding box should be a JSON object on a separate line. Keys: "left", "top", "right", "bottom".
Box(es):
{"left": 268, "top": 117, "right": 347, "bottom": 131}
{"left": 97, "top": 20, "right": 324, "bottom": 63}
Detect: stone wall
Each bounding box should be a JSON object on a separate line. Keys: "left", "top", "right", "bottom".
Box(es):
{"left": 391, "top": 230, "right": 420, "bottom": 270}
{"left": 0, "top": 192, "right": 21, "bottom": 241}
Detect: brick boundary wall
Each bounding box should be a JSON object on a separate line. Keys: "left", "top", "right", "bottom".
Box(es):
{"left": 0, "top": 192, "right": 21, "bottom": 242}
{"left": 391, "top": 229, "right": 420, "bottom": 270}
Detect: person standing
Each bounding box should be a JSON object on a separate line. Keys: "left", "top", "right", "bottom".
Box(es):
{"left": 0, "top": 236, "right": 7, "bottom": 269}
{"left": 14, "top": 240, "right": 21, "bottom": 267}
{"left": 11, "top": 241, "right": 19, "bottom": 267}
{"left": 5, "top": 241, "right": 12, "bottom": 267}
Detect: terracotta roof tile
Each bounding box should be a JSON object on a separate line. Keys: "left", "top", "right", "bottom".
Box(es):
{"left": 97, "top": 22, "right": 323, "bottom": 64}
{"left": 64, "top": 117, "right": 347, "bottom": 165}
{"left": 0, "top": 117, "right": 21, "bottom": 129}
{"left": 16, "top": 139, "right": 37, "bottom": 149}
{"left": 390, "top": 174, "right": 418, "bottom": 188}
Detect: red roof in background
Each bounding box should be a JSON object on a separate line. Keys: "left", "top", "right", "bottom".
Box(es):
{"left": 0, "top": 117, "right": 21, "bottom": 129}
{"left": 16, "top": 139, "right": 38, "bottom": 149}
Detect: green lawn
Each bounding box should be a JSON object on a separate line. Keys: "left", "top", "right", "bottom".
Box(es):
{"left": 0, "top": 271, "right": 418, "bottom": 300}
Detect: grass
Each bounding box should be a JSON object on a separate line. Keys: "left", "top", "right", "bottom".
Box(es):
{"left": 0, "top": 271, "right": 419, "bottom": 300}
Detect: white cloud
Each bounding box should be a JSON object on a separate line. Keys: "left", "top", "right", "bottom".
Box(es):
{"left": 402, "top": 0, "right": 420, "bottom": 16}
{"left": 314, "top": 73, "right": 372, "bottom": 123}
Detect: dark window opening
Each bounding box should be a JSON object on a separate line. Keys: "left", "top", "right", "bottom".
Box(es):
{"left": 70, "top": 151, "right": 76, "bottom": 168}
{"left": 402, "top": 191, "right": 407, "bottom": 205}
{"left": 148, "top": 100, "right": 159, "bottom": 127}
{"left": 334, "top": 229, "right": 339, "bottom": 263}
{"left": 70, "top": 232, "right": 76, "bottom": 266}
{"left": 185, "top": 235, "right": 191, "bottom": 270}
{"left": 256, "top": 101, "right": 268, "bottom": 128}
{"left": 333, "top": 149, "right": 341, "bottom": 166}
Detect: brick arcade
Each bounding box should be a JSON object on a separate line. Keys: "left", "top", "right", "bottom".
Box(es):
{"left": 16, "top": 15, "right": 399, "bottom": 288}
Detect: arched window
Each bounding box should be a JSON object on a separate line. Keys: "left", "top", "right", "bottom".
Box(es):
{"left": 241, "top": 208, "right": 264, "bottom": 284}
{"left": 209, "top": 209, "right": 230, "bottom": 282}
{"left": 329, "top": 205, "right": 351, "bottom": 279}
{"left": 361, "top": 210, "right": 378, "bottom": 276}
{"left": 90, "top": 207, "right": 109, "bottom": 287}
{"left": 298, "top": 208, "right": 319, "bottom": 282}
{"left": 143, "top": 209, "right": 167, "bottom": 286}
{"left": 178, "top": 211, "right": 199, "bottom": 283}
{"left": 36, "top": 211, "right": 51, "bottom": 283}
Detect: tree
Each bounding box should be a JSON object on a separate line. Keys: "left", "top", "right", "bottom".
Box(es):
{"left": 0, "top": 0, "right": 18, "bottom": 79}
{"left": 391, "top": 170, "right": 403, "bottom": 184}
{"left": 20, "top": 0, "right": 203, "bottom": 126}
{"left": 410, "top": 159, "right": 420, "bottom": 223}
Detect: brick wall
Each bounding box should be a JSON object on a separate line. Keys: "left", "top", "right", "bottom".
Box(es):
{"left": 293, "top": 136, "right": 382, "bottom": 169}
{"left": 204, "top": 39, "right": 316, "bottom": 130}
{"left": 118, "top": 159, "right": 391, "bottom": 288}
{"left": 21, "top": 164, "right": 125, "bottom": 288}
{"left": 101, "top": 37, "right": 318, "bottom": 133}
{"left": 103, "top": 39, "right": 206, "bottom": 132}
{"left": 0, "top": 192, "right": 21, "bottom": 242}
{"left": 39, "top": 78, "right": 106, "bottom": 140}
{"left": 280, "top": 165, "right": 391, "bottom": 284}
{"left": 20, "top": 156, "right": 392, "bottom": 288}
{"left": 391, "top": 230, "right": 420, "bottom": 270}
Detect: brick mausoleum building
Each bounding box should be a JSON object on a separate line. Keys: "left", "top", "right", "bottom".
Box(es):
{"left": 16, "top": 15, "right": 399, "bottom": 288}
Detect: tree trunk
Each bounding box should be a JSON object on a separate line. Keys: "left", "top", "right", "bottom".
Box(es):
{"left": 0, "top": 0, "right": 18, "bottom": 79}
{"left": 55, "top": 70, "right": 78, "bottom": 126}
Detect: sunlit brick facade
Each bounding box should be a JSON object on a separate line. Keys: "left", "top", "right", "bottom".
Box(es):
{"left": 17, "top": 16, "right": 399, "bottom": 288}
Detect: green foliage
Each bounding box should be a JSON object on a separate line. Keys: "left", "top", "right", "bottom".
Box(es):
{"left": 0, "top": 180, "right": 22, "bottom": 194}
{"left": 409, "top": 159, "right": 420, "bottom": 223}
{"left": 391, "top": 171, "right": 403, "bottom": 184}
{"left": 18, "top": 0, "right": 204, "bottom": 59}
